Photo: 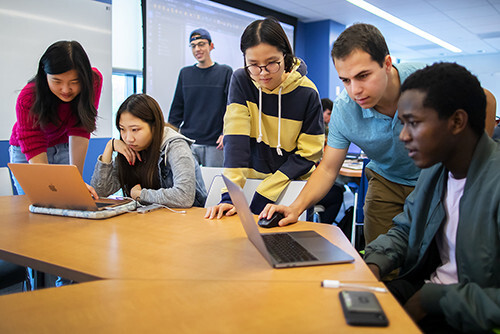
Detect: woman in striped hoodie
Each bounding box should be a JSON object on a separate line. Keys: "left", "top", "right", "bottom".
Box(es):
{"left": 206, "top": 17, "right": 324, "bottom": 219}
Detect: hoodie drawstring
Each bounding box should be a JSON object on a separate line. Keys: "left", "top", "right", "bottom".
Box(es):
{"left": 276, "top": 86, "right": 283, "bottom": 156}
{"left": 256, "top": 86, "right": 283, "bottom": 156}
{"left": 257, "top": 87, "right": 263, "bottom": 143}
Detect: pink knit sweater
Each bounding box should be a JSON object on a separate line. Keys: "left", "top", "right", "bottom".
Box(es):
{"left": 10, "top": 68, "right": 103, "bottom": 161}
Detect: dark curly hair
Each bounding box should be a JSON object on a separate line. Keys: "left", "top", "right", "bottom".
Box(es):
{"left": 401, "top": 62, "right": 486, "bottom": 136}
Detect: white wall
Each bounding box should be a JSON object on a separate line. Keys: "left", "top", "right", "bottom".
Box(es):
{"left": 112, "top": 0, "right": 142, "bottom": 71}
{"left": 409, "top": 53, "right": 500, "bottom": 117}
{"left": 0, "top": 0, "right": 112, "bottom": 140}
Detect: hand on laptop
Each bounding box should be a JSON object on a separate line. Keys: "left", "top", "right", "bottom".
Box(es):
{"left": 259, "top": 204, "right": 299, "bottom": 227}
{"left": 205, "top": 203, "right": 236, "bottom": 219}
{"left": 86, "top": 183, "right": 99, "bottom": 200}
{"left": 130, "top": 184, "right": 142, "bottom": 201}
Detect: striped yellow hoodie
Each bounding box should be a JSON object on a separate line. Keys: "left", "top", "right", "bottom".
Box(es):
{"left": 222, "top": 58, "right": 325, "bottom": 214}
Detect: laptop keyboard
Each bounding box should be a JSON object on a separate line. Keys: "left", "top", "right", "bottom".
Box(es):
{"left": 262, "top": 233, "right": 318, "bottom": 263}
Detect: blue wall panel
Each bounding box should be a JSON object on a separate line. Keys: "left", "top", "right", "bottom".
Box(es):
{"left": 0, "top": 141, "right": 11, "bottom": 168}
{"left": 295, "top": 20, "right": 345, "bottom": 100}
{"left": 304, "top": 20, "right": 331, "bottom": 99}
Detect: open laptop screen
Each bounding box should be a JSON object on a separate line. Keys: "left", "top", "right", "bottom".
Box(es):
{"left": 346, "top": 143, "right": 362, "bottom": 159}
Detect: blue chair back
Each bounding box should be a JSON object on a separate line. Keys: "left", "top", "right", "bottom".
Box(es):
{"left": 355, "top": 158, "right": 370, "bottom": 223}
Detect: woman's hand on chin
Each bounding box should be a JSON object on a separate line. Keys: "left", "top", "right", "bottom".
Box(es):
{"left": 114, "top": 139, "right": 142, "bottom": 165}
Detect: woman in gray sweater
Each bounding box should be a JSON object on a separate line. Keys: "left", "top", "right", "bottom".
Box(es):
{"left": 91, "top": 94, "right": 206, "bottom": 207}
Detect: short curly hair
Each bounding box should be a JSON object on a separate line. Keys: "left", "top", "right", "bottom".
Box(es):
{"left": 401, "top": 62, "right": 486, "bottom": 136}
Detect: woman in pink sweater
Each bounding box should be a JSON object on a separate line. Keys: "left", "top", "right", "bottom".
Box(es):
{"left": 9, "top": 40, "right": 102, "bottom": 195}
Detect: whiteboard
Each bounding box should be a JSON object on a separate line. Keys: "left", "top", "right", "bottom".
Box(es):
{"left": 0, "top": 0, "right": 112, "bottom": 140}
{"left": 144, "top": 0, "right": 295, "bottom": 118}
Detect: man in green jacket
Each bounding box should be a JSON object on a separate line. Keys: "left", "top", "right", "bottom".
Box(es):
{"left": 364, "top": 62, "right": 500, "bottom": 333}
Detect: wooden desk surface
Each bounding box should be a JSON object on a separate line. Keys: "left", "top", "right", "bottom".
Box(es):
{"left": 0, "top": 279, "right": 421, "bottom": 334}
{"left": 0, "top": 196, "right": 376, "bottom": 283}
{"left": 339, "top": 166, "right": 363, "bottom": 178}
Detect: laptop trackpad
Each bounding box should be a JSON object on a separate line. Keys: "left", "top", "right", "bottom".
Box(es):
{"left": 289, "top": 231, "right": 353, "bottom": 261}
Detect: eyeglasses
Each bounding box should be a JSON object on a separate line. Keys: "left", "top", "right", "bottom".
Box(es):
{"left": 189, "top": 41, "right": 207, "bottom": 49}
{"left": 245, "top": 60, "right": 283, "bottom": 75}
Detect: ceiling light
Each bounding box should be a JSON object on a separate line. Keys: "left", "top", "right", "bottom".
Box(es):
{"left": 346, "top": 0, "right": 462, "bottom": 53}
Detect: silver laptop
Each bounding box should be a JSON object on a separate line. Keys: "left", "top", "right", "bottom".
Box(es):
{"left": 223, "top": 175, "right": 354, "bottom": 268}
{"left": 8, "top": 163, "right": 135, "bottom": 218}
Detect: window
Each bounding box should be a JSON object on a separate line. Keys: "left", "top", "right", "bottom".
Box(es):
{"left": 111, "top": 71, "right": 143, "bottom": 138}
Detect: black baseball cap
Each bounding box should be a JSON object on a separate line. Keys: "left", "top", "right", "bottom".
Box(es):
{"left": 190, "top": 28, "right": 212, "bottom": 43}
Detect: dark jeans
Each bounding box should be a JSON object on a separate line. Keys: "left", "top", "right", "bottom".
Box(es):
{"left": 316, "top": 184, "right": 344, "bottom": 224}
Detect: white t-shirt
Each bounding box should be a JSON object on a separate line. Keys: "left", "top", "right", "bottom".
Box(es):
{"left": 429, "top": 171, "right": 466, "bottom": 285}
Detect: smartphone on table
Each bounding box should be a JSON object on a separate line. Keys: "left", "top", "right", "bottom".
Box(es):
{"left": 339, "top": 290, "right": 389, "bottom": 327}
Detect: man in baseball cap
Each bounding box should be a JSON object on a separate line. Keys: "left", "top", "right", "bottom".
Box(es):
{"left": 168, "top": 28, "right": 233, "bottom": 167}
{"left": 189, "top": 28, "right": 212, "bottom": 44}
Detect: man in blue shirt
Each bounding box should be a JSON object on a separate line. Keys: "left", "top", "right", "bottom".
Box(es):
{"left": 260, "top": 24, "right": 422, "bottom": 244}
{"left": 169, "top": 28, "right": 232, "bottom": 167}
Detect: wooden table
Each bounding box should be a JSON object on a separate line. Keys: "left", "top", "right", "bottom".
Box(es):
{"left": 0, "top": 195, "right": 421, "bottom": 333}
{"left": 339, "top": 160, "right": 363, "bottom": 178}
{"left": 0, "top": 279, "right": 421, "bottom": 333}
{"left": 339, "top": 166, "right": 363, "bottom": 178}
{"left": 0, "top": 196, "right": 375, "bottom": 283}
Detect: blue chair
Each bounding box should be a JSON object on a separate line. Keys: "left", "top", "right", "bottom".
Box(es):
{"left": 349, "top": 158, "right": 369, "bottom": 251}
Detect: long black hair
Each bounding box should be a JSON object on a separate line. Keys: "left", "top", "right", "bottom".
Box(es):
{"left": 115, "top": 94, "right": 165, "bottom": 196}
{"left": 31, "top": 40, "right": 98, "bottom": 132}
{"left": 240, "top": 17, "right": 296, "bottom": 74}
